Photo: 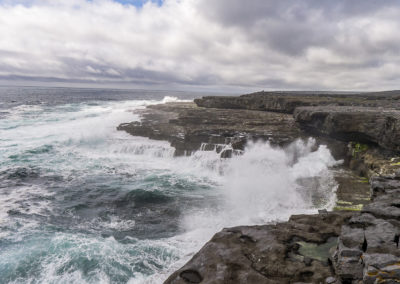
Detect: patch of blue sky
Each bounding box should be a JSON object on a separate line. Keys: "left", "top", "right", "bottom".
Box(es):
{"left": 112, "top": 0, "right": 163, "bottom": 7}
{"left": 0, "top": 0, "right": 33, "bottom": 5}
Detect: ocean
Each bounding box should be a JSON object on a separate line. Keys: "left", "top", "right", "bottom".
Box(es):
{"left": 0, "top": 86, "right": 339, "bottom": 284}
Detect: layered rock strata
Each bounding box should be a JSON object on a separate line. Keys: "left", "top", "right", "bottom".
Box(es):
{"left": 294, "top": 106, "right": 400, "bottom": 152}
{"left": 117, "top": 102, "right": 304, "bottom": 156}
{"left": 195, "top": 90, "right": 400, "bottom": 114}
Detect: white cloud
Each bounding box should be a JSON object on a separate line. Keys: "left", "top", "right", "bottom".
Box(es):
{"left": 0, "top": 0, "right": 400, "bottom": 91}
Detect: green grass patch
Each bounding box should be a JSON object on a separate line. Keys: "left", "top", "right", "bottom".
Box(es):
{"left": 333, "top": 204, "right": 363, "bottom": 211}
{"left": 351, "top": 142, "right": 369, "bottom": 158}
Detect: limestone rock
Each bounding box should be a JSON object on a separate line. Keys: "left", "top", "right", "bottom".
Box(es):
{"left": 294, "top": 106, "right": 400, "bottom": 152}
{"left": 117, "top": 102, "right": 303, "bottom": 156}
{"left": 165, "top": 212, "right": 352, "bottom": 284}
{"left": 195, "top": 90, "right": 400, "bottom": 114}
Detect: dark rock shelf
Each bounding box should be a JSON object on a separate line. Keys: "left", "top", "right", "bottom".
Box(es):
{"left": 165, "top": 212, "right": 353, "bottom": 284}
{"left": 117, "top": 102, "right": 304, "bottom": 156}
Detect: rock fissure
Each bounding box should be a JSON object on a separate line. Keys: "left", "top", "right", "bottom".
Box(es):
{"left": 362, "top": 234, "right": 368, "bottom": 253}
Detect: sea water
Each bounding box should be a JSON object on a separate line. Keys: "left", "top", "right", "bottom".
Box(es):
{"left": 0, "top": 86, "right": 339, "bottom": 284}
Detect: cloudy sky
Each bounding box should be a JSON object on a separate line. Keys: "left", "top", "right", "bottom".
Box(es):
{"left": 0, "top": 0, "right": 399, "bottom": 91}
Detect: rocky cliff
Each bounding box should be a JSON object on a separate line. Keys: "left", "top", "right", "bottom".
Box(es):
{"left": 118, "top": 91, "right": 400, "bottom": 283}
{"left": 195, "top": 90, "right": 400, "bottom": 114}
{"left": 294, "top": 106, "right": 400, "bottom": 152}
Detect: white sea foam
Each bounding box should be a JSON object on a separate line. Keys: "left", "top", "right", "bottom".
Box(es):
{"left": 160, "top": 96, "right": 191, "bottom": 104}
{"left": 160, "top": 139, "right": 339, "bottom": 265}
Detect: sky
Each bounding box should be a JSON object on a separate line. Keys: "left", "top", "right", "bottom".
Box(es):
{"left": 0, "top": 0, "right": 399, "bottom": 91}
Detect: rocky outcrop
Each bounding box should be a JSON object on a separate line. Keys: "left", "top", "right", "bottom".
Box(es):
{"left": 294, "top": 106, "right": 400, "bottom": 152}
{"left": 165, "top": 212, "right": 353, "bottom": 284}
{"left": 117, "top": 102, "right": 304, "bottom": 156}
{"left": 194, "top": 91, "right": 400, "bottom": 152}
{"left": 195, "top": 91, "right": 400, "bottom": 114}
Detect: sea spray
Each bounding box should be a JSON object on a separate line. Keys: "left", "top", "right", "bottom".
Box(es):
{"left": 179, "top": 138, "right": 340, "bottom": 247}
{"left": 223, "top": 139, "right": 340, "bottom": 222}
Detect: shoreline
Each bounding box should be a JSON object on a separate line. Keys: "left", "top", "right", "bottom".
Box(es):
{"left": 118, "top": 91, "right": 400, "bottom": 283}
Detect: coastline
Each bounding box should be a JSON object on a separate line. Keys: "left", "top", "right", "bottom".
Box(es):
{"left": 118, "top": 91, "right": 400, "bottom": 283}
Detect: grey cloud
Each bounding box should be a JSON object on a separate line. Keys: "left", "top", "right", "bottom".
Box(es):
{"left": 199, "top": 0, "right": 399, "bottom": 27}
{"left": 198, "top": 0, "right": 400, "bottom": 56}
{"left": 0, "top": 0, "right": 400, "bottom": 91}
